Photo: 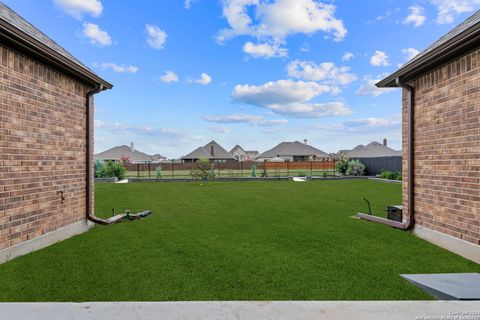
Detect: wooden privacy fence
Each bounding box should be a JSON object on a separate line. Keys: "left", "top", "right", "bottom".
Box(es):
{"left": 124, "top": 160, "right": 336, "bottom": 178}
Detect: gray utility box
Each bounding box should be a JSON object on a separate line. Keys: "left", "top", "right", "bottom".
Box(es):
{"left": 387, "top": 205, "right": 403, "bottom": 222}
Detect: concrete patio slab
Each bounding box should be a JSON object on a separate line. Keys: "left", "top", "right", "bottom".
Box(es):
{"left": 402, "top": 273, "right": 480, "bottom": 300}
{"left": 1, "top": 301, "right": 480, "bottom": 320}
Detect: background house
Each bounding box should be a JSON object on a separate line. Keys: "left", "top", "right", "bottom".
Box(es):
{"left": 0, "top": 4, "right": 111, "bottom": 261}
{"left": 181, "top": 141, "right": 235, "bottom": 163}
{"left": 256, "top": 140, "right": 330, "bottom": 162}
{"left": 376, "top": 11, "right": 480, "bottom": 258}
{"left": 336, "top": 139, "right": 402, "bottom": 175}
{"left": 229, "top": 145, "right": 259, "bottom": 161}
{"left": 95, "top": 143, "right": 165, "bottom": 164}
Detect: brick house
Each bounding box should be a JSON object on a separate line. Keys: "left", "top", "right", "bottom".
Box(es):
{"left": 361, "top": 11, "right": 479, "bottom": 262}
{"left": 0, "top": 4, "right": 112, "bottom": 262}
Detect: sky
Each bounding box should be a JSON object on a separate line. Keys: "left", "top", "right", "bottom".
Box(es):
{"left": 4, "top": 0, "right": 480, "bottom": 158}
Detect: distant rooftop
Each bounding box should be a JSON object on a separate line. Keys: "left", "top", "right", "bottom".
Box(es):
{"left": 257, "top": 141, "right": 330, "bottom": 159}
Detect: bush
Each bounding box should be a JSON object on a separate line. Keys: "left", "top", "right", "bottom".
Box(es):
{"left": 190, "top": 158, "right": 215, "bottom": 181}
{"left": 297, "top": 170, "right": 307, "bottom": 177}
{"left": 346, "top": 159, "right": 365, "bottom": 176}
{"left": 94, "top": 159, "right": 104, "bottom": 178}
{"left": 379, "top": 169, "right": 402, "bottom": 181}
{"left": 335, "top": 153, "right": 349, "bottom": 175}
{"left": 155, "top": 166, "right": 163, "bottom": 179}
{"left": 96, "top": 161, "right": 126, "bottom": 180}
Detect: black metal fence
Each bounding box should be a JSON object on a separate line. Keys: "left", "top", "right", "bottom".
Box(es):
{"left": 351, "top": 156, "right": 402, "bottom": 176}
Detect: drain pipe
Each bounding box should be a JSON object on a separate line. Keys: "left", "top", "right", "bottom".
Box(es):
{"left": 85, "top": 84, "right": 112, "bottom": 225}
{"left": 357, "top": 77, "right": 415, "bottom": 230}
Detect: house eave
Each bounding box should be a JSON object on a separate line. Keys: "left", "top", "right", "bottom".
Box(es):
{"left": 0, "top": 20, "right": 113, "bottom": 89}
{"left": 377, "top": 23, "right": 480, "bottom": 88}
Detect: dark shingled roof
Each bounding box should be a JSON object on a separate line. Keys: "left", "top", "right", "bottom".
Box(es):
{"left": 95, "top": 145, "right": 156, "bottom": 163}
{"left": 337, "top": 142, "right": 402, "bottom": 158}
{"left": 182, "top": 141, "right": 235, "bottom": 160}
{"left": 0, "top": 3, "right": 112, "bottom": 88}
{"left": 257, "top": 141, "right": 330, "bottom": 159}
{"left": 377, "top": 10, "right": 480, "bottom": 87}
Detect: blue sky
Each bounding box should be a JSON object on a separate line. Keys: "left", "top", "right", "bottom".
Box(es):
{"left": 5, "top": 0, "right": 480, "bottom": 158}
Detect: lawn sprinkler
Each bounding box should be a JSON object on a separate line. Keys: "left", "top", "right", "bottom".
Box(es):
{"left": 362, "top": 197, "right": 372, "bottom": 215}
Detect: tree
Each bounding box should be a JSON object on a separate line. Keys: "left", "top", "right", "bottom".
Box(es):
{"left": 190, "top": 158, "right": 215, "bottom": 182}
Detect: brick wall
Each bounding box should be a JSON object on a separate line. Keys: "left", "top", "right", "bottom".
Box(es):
{"left": 0, "top": 44, "right": 92, "bottom": 250}
{"left": 403, "top": 47, "right": 480, "bottom": 245}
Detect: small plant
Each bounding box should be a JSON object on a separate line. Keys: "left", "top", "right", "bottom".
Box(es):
{"left": 190, "top": 158, "right": 215, "bottom": 182}
{"left": 335, "top": 153, "right": 349, "bottom": 175}
{"left": 346, "top": 159, "right": 365, "bottom": 176}
{"left": 250, "top": 163, "right": 257, "bottom": 177}
{"left": 379, "top": 169, "right": 402, "bottom": 181}
{"left": 322, "top": 171, "right": 328, "bottom": 178}
{"left": 155, "top": 166, "right": 163, "bottom": 179}
{"left": 119, "top": 155, "right": 132, "bottom": 165}
{"left": 297, "top": 170, "right": 307, "bottom": 177}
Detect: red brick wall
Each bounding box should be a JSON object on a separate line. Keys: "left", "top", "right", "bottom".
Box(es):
{"left": 0, "top": 45, "right": 92, "bottom": 250}
{"left": 403, "top": 47, "right": 480, "bottom": 245}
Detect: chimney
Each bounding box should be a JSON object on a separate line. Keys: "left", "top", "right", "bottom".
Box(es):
{"left": 303, "top": 139, "right": 308, "bottom": 145}
{"left": 130, "top": 142, "right": 135, "bottom": 152}
{"left": 383, "top": 138, "right": 387, "bottom": 146}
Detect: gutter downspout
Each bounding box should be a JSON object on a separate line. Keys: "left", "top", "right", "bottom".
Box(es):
{"left": 86, "top": 84, "right": 112, "bottom": 225}
{"left": 356, "top": 77, "right": 415, "bottom": 230}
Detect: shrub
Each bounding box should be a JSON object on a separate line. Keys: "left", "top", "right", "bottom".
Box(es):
{"left": 335, "top": 153, "right": 349, "bottom": 175}
{"left": 322, "top": 171, "right": 328, "bottom": 178}
{"left": 346, "top": 159, "right": 365, "bottom": 176}
{"left": 97, "top": 161, "right": 126, "bottom": 180}
{"left": 297, "top": 170, "right": 307, "bottom": 177}
{"left": 379, "top": 169, "right": 402, "bottom": 181}
{"left": 190, "top": 158, "right": 215, "bottom": 181}
{"left": 155, "top": 166, "right": 163, "bottom": 179}
{"left": 94, "top": 159, "right": 104, "bottom": 178}
{"left": 250, "top": 163, "right": 257, "bottom": 177}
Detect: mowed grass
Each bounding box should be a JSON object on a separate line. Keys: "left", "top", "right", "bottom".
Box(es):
{"left": 0, "top": 180, "right": 478, "bottom": 301}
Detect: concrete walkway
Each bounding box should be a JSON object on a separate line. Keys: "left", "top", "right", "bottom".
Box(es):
{"left": 1, "top": 301, "right": 480, "bottom": 320}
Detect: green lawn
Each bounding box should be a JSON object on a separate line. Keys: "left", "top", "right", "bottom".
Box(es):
{"left": 0, "top": 180, "right": 478, "bottom": 301}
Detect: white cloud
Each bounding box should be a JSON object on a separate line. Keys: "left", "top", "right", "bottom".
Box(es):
{"left": 146, "top": 24, "right": 167, "bottom": 49}
{"left": 184, "top": 0, "right": 196, "bottom": 9}
{"left": 54, "top": 0, "right": 102, "bottom": 19}
{"left": 431, "top": 0, "right": 480, "bottom": 24}
{"left": 208, "top": 125, "right": 230, "bottom": 133}
{"left": 287, "top": 60, "right": 357, "bottom": 85}
{"left": 95, "top": 62, "right": 138, "bottom": 73}
{"left": 402, "top": 48, "right": 420, "bottom": 61}
{"left": 367, "top": 10, "right": 394, "bottom": 24}
{"left": 232, "top": 79, "right": 351, "bottom": 118}
{"left": 159, "top": 71, "right": 179, "bottom": 83}
{"left": 313, "top": 115, "right": 401, "bottom": 132}
{"left": 403, "top": 6, "right": 426, "bottom": 27}
{"left": 94, "top": 121, "right": 186, "bottom": 138}
{"left": 370, "top": 50, "right": 390, "bottom": 67}
{"left": 82, "top": 23, "right": 112, "bottom": 46}
{"left": 203, "top": 114, "right": 262, "bottom": 123}
{"left": 217, "top": 0, "right": 347, "bottom": 44}
{"left": 356, "top": 77, "right": 395, "bottom": 97}
{"left": 203, "top": 113, "right": 288, "bottom": 127}
{"left": 190, "top": 73, "right": 212, "bottom": 85}
{"left": 243, "top": 41, "right": 288, "bottom": 58}
{"left": 342, "top": 52, "right": 354, "bottom": 61}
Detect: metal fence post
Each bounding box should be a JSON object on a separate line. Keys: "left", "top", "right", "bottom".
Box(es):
{"left": 171, "top": 160, "right": 174, "bottom": 179}
{"left": 287, "top": 160, "right": 289, "bottom": 177}
{"left": 310, "top": 160, "right": 313, "bottom": 177}
{"left": 148, "top": 161, "right": 151, "bottom": 178}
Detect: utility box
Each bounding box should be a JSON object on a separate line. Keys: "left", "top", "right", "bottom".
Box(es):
{"left": 387, "top": 205, "right": 403, "bottom": 222}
